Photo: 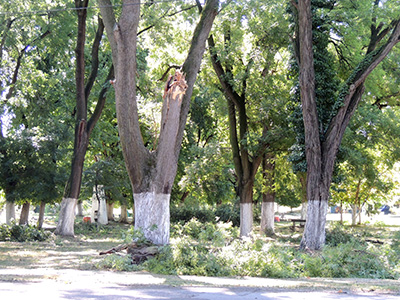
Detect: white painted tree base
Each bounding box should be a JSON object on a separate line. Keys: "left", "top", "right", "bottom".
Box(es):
{"left": 55, "top": 198, "right": 77, "bottom": 236}
{"left": 91, "top": 185, "right": 108, "bottom": 225}
{"left": 300, "top": 201, "right": 308, "bottom": 220}
{"left": 6, "top": 201, "right": 15, "bottom": 225}
{"left": 300, "top": 200, "right": 328, "bottom": 250}
{"left": 240, "top": 202, "right": 253, "bottom": 237}
{"left": 134, "top": 193, "right": 170, "bottom": 245}
{"left": 261, "top": 201, "right": 274, "bottom": 234}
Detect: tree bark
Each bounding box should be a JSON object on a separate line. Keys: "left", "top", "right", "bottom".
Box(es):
{"left": 37, "top": 201, "right": 46, "bottom": 229}
{"left": 5, "top": 201, "right": 15, "bottom": 224}
{"left": 76, "top": 200, "right": 84, "bottom": 216}
{"left": 57, "top": 198, "right": 77, "bottom": 235}
{"left": 297, "top": 0, "right": 326, "bottom": 250}
{"left": 119, "top": 204, "right": 128, "bottom": 223}
{"left": 19, "top": 202, "right": 30, "bottom": 225}
{"left": 96, "top": 185, "right": 108, "bottom": 225}
{"left": 107, "top": 201, "right": 114, "bottom": 221}
{"left": 352, "top": 179, "right": 362, "bottom": 226}
{"left": 298, "top": 173, "right": 307, "bottom": 220}
{"left": 239, "top": 180, "right": 254, "bottom": 237}
{"left": 351, "top": 204, "right": 357, "bottom": 226}
{"left": 261, "top": 154, "right": 275, "bottom": 236}
{"left": 99, "top": 0, "right": 219, "bottom": 244}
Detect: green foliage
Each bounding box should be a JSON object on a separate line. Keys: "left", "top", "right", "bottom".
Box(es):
{"left": 170, "top": 206, "right": 215, "bottom": 224}
{"left": 170, "top": 204, "right": 240, "bottom": 227}
{"left": 96, "top": 221, "right": 399, "bottom": 280}
{"left": 95, "top": 254, "right": 137, "bottom": 272}
{"left": 215, "top": 204, "right": 240, "bottom": 227}
{"left": 0, "top": 222, "right": 51, "bottom": 242}
{"left": 325, "top": 222, "right": 358, "bottom": 246}
{"left": 301, "top": 242, "right": 395, "bottom": 279}
{"left": 120, "top": 226, "right": 153, "bottom": 247}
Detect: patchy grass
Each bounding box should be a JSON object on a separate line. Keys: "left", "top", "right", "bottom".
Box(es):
{"left": 0, "top": 221, "right": 129, "bottom": 271}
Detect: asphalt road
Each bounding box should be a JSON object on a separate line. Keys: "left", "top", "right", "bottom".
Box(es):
{"left": 0, "top": 269, "right": 399, "bottom": 300}
{"left": 1, "top": 280, "right": 399, "bottom": 300}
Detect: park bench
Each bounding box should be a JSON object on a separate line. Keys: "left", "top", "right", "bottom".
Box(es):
{"left": 290, "top": 219, "right": 306, "bottom": 231}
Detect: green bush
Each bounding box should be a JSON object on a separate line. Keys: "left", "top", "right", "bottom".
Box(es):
{"left": 170, "top": 206, "right": 215, "bottom": 223}
{"left": 170, "top": 204, "right": 240, "bottom": 227}
{"left": 98, "top": 220, "right": 400, "bottom": 280}
{"left": 300, "top": 242, "right": 396, "bottom": 279}
{"left": 326, "top": 223, "right": 354, "bottom": 246}
{"left": 0, "top": 223, "right": 50, "bottom": 242}
{"left": 215, "top": 204, "right": 240, "bottom": 227}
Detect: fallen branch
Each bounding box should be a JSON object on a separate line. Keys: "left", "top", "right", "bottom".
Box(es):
{"left": 99, "top": 243, "right": 129, "bottom": 255}
{"left": 99, "top": 242, "right": 159, "bottom": 264}
{"left": 365, "top": 239, "right": 384, "bottom": 245}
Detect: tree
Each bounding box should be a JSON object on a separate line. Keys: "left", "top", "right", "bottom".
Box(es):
{"left": 294, "top": 0, "right": 400, "bottom": 250}
{"left": 208, "top": 0, "right": 291, "bottom": 236}
{"left": 0, "top": 1, "right": 72, "bottom": 224}
{"left": 330, "top": 104, "right": 400, "bottom": 225}
{"left": 98, "top": 0, "right": 219, "bottom": 244}
{"left": 55, "top": 0, "right": 113, "bottom": 236}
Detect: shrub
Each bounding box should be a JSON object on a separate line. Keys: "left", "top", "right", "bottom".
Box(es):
{"left": 325, "top": 222, "right": 358, "bottom": 246}
{"left": 98, "top": 220, "right": 400, "bottom": 280}
{"left": 170, "top": 206, "right": 215, "bottom": 223}
{"left": 0, "top": 222, "right": 51, "bottom": 242}
{"left": 215, "top": 204, "right": 240, "bottom": 227}
{"left": 170, "top": 204, "right": 240, "bottom": 227}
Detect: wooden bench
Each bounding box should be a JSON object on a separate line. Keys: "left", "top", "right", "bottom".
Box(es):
{"left": 290, "top": 219, "right": 306, "bottom": 231}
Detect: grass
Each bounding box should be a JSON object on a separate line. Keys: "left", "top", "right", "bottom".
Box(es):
{"left": 0, "top": 221, "right": 130, "bottom": 271}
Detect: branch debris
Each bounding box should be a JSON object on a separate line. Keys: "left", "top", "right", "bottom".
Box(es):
{"left": 99, "top": 242, "right": 159, "bottom": 264}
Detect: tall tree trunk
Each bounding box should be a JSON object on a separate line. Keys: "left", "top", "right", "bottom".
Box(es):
{"left": 5, "top": 201, "right": 15, "bottom": 224}
{"left": 96, "top": 185, "right": 108, "bottom": 225}
{"left": 298, "top": 173, "right": 307, "bottom": 220}
{"left": 239, "top": 180, "right": 254, "bottom": 237}
{"left": 107, "top": 201, "right": 114, "bottom": 221}
{"left": 119, "top": 204, "right": 128, "bottom": 223}
{"left": 340, "top": 200, "right": 343, "bottom": 224}
{"left": 76, "top": 200, "right": 84, "bottom": 216}
{"left": 352, "top": 179, "right": 362, "bottom": 226}
{"left": 19, "top": 202, "right": 30, "bottom": 225}
{"left": 99, "top": 0, "right": 219, "bottom": 244}
{"left": 351, "top": 204, "right": 357, "bottom": 226}
{"left": 37, "top": 201, "right": 46, "bottom": 229}
{"left": 297, "top": 0, "right": 327, "bottom": 250}
{"left": 55, "top": 4, "right": 110, "bottom": 236}
{"left": 261, "top": 154, "right": 275, "bottom": 236}
{"left": 55, "top": 0, "right": 89, "bottom": 236}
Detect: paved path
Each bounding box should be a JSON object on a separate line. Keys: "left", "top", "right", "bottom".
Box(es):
{"left": 1, "top": 281, "right": 400, "bottom": 300}
{"left": 0, "top": 268, "right": 399, "bottom": 300}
